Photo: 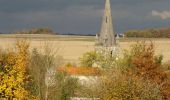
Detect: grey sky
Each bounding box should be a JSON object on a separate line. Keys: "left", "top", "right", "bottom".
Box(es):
{"left": 0, "top": 0, "right": 170, "bottom": 34}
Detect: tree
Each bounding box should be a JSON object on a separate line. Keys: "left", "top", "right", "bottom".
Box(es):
{"left": 80, "top": 51, "right": 99, "bottom": 67}
{"left": 80, "top": 50, "right": 119, "bottom": 68}
{"left": 0, "top": 40, "right": 29, "bottom": 99}
{"left": 28, "top": 43, "right": 65, "bottom": 100}
{"left": 78, "top": 42, "right": 169, "bottom": 100}
{"left": 121, "top": 41, "right": 170, "bottom": 99}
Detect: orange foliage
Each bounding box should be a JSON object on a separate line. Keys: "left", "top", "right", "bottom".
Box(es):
{"left": 129, "top": 42, "right": 170, "bottom": 99}
{"left": 57, "top": 66, "right": 101, "bottom": 76}
{"left": 130, "top": 42, "right": 166, "bottom": 84}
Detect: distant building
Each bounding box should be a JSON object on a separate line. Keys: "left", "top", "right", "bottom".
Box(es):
{"left": 96, "top": 0, "right": 119, "bottom": 57}
{"left": 96, "top": 0, "right": 116, "bottom": 46}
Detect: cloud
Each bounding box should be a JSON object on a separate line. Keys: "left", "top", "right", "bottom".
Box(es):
{"left": 152, "top": 10, "right": 170, "bottom": 19}
{"left": 1, "top": 0, "right": 170, "bottom": 33}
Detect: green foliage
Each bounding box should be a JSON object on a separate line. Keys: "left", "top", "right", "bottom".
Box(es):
{"left": 28, "top": 48, "right": 46, "bottom": 99}
{"left": 80, "top": 51, "right": 99, "bottom": 67}
{"left": 28, "top": 47, "right": 57, "bottom": 100}
{"left": 46, "top": 72, "right": 80, "bottom": 100}
{"left": 80, "top": 51, "right": 118, "bottom": 68}
{"left": 28, "top": 46, "right": 79, "bottom": 100}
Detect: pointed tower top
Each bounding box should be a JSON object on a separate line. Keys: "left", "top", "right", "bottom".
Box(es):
{"left": 97, "top": 0, "right": 116, "bottom": 47}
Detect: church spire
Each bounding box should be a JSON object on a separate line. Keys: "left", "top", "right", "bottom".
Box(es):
{"left": 98, "top": 0, "right": 116, "bottom": 46}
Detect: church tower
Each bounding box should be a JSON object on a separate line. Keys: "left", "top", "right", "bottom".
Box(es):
{"left": 97, "top": 0, "right": 116, "bottom": 47}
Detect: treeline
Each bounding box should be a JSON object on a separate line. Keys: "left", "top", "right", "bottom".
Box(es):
{"left": 124, "top": 27, "right": 170, "bottom": 38}
{"left": 12, "top": 28, "right": 56, "bottom": 34}
{"left": 60, "top": 33, "right": 95, "bottom": 36}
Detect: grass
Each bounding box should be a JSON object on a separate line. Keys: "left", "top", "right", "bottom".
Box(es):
{"left": 0, "top": 34, "right": 95, "bottom": 41}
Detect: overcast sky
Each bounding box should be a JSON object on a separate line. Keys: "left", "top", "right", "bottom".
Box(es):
{"left": 0, "top": 0, "right": 170, "bottom": 34}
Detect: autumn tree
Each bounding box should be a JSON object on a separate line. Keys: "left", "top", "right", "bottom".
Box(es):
{"left": 0, "top": 40, "right": 29, "bottom": 99}
{"left": 121, "top": 41, "right": 170, "bottom": 99}
{"left": 80, "top": 42, "right": 169, "bottom": 100}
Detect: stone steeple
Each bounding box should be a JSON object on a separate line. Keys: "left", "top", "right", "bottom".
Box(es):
{"left": 97, "top": 0, "right": 116, "bottom": 47}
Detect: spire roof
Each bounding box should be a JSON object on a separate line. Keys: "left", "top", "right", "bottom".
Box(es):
{"left": 98, "top": 0, "right": 116, "bottom": 46}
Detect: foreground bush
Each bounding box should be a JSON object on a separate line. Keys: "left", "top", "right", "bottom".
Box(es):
{"left": 80, "top": 51, "right": 118, "bottom": 68}
{"left": 48, "top": 72, "right": 80, "bottom": 100}
{"left": 122, "top": 42, "right": 170, "bottom": 99}
{"left": 99, "top": 70, "right": 162, "bottom": 100}
{"left": 0, "top": 41, "right": 30, "bottom": 99}
{"left": 80, "top": 42, "right": 170, "bottom": 100}
{"left": 28, "top": 46, "right": 80, "bottom": 100}
{"left": 122, "top": 42, "right": 166, "bottom": 83}
{"left": 80, "top": 51, "right": 99, "bottom": 67}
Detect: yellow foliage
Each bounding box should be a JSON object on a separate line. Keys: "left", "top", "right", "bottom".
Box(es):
{"left": 0, "top": 40, "right": 29, "bottom": 99}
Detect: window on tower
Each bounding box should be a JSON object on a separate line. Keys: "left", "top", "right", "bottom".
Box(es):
{"left": 106, "top": 17, "right": 107, "bottom": 23}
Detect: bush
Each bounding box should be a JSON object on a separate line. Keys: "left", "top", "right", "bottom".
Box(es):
{"left": 162, "top": 61, "right": 170, "bottom": 71}
{"left": 80, "top": 42, "right": 170, "bottom": 99}
{"left": 99, "top": 70, "right": 162, "bottom": 100}
{"left": 0, "top": 40, "right": 29, "bottom": 99}
{"left": 123, "top": 42, "right": 166, "bottom": 84}
{"left": 51, "top": 72, "right": 80, "bottom": 100}
{"left": 120, "top": 41, "right": 170, "bottom": 99}
{"left": 80, "top": 50, "right": 119, "bottom": 68}
{"left": 28, "top": 44, "right": 79, "bottom": 100}
{"left": 80, "top": 51, "right": 99, "bottom": 67}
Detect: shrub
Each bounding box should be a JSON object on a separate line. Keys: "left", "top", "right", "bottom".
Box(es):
{"left": 52, "top": 72, "right": 80, "bottom": 100}
{"left": 162, "top": 61, "right": 170, "bottom": 71}
{"left": 80, "top": 51, "right": 99, "bottom": 67}
{"left": 120, "top": 42, "right": 166, "bottom": 84}
{"left": 121, "top": 41, "right": 170, "bottom": 99}
{"left": 80, "top": 50, "right": 119, "bottom": 68}
{"left": 27, "top": 44, "right": 71, "bottom": 100}
{"left": 28, "top": 46, "right": 57, "bottom": 100}
{"left": 0, "top": 40, "right": 29, "bottom": 99}
{"left": 82, "top": 42, "right": 169, "bottom": 99}
{"left": 99, "top": 70, "right": 162, "bottom": 100}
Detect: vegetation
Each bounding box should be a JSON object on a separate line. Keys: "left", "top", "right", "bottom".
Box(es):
{"left": 49, "top": 72, "right": 80, "bottom": 100}
{"left": 80, "top": 51, "right": 99, "bottom": 67}
{"left": 99, "top": 71, "right": 162, "bottom": 100}
{"left": 80, "top": 50, "right": 119, "bottom": 68}
{"left": 0, "top": 41, "right": 30, "bottom": 99}
{"left": 0, "top": 40, "right": 80, "bottom": 100}
{"left": 27, "top": 43, "right": 79, "bottom": 100}
{"left": 12, "top": 28, "right": 55, "bottom": 34}
{"left": 0, "top": 40, "right": 170, "bottom": 99}
{"left": 58, "top": 66, "right": 101, "bottom": 76}
{"left": 79, "top": 41, "right": 170, "bottom": 99}
{"left": 124, "top": 27, "right": 170, "bottom": 38}
{"left": 119, "top": 42, "right": 170, "bottom": 99}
